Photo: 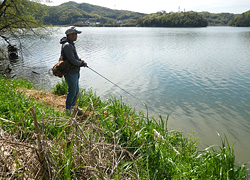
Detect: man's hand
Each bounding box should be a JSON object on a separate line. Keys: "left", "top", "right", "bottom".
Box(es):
{"left": 81, "top": 60, "right": 88, "bottom": 67}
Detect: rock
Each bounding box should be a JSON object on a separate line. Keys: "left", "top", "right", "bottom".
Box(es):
{"left": 8, "top": 45, "right": 18, "bottom": 60}
{"left": 0, "top": 49, "right": 12, "bottom": 74}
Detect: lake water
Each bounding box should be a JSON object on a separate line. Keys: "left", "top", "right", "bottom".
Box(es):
{"left": 11, "top": 27, "right": 250, "bottom": 168}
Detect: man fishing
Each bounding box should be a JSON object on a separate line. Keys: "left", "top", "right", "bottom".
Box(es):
{"left": 60, "top": 26, "right": 87, "bottom": 114}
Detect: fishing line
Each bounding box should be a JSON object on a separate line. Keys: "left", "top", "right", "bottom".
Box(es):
{"left": 10, "top": 47, "right": 148, "bottom": 108}
{"left": 87, "top": 66, "right": 146, "bottom": 107}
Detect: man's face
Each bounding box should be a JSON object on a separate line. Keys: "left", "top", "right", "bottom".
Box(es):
{"left": 68, "top": 33, "right": 77, "bottom": 41}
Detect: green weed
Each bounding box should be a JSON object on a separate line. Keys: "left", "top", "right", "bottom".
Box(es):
{"left": 0, "top": 76, "right": 248, "bottom": 179}
{"left": 53, "top": 77, "right": 68, "bottom": 95}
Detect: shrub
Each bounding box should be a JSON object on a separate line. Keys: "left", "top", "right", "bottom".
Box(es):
{"left": 53, "top": 78, "right": 68, "bottom": 95}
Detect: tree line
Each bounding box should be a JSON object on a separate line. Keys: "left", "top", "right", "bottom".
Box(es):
{"left": 43, "top": 1, "right": 145, "bottom": 26}
{"left": 41, "top": 2, "right": 250, "bottom": 27}
{"left": 1, "top": 0, "right": 250, "bottom": 44}
{"left": 138, "top": 11, "right": 208, "bottom": 27}
{"left": 229, "top": 10, "right": 250, "bottom": 26}
{"left": 199, "top": 12, "right": 236, "bottom": 26}
{"left": 1, "top": 0, "right": 249, "bottom": 29}
{"left": 43, "top": 2, "right": 209, "bottom": 27}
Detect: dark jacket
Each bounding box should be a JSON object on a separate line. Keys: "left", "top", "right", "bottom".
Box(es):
{"left": 60, "top": 37, "right": 84, "bottom": 74}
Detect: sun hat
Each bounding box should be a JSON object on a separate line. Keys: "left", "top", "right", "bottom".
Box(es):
{"left": 65, "top": 26, "right": 82, "bottom": 35}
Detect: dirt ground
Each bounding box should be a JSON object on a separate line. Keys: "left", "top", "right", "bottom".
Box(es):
{"left": 18, "top": 89, "right": 66, "bottom": 112}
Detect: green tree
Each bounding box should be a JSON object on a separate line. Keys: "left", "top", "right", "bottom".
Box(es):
{"left": 0, "top": 0, "right": 48, "bottom": 44}
{"left": 138, "top": 11, "right": 208, "bottom": 27}
{"left": 43, "top": 1, "right": 145, "bottom": 26}
{"left": 229, "top": 10, "right": 250, "bottom": 27}
{"left": 200, "top": 11, "right": 236, "bottom": 26}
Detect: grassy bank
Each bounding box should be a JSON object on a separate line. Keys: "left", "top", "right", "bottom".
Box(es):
{"left": 0, "top": 76, "right": 248, "bottom": 179}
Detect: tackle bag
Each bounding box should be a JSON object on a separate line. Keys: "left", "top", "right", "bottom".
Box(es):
{"left": 52, "top": 56, "right": 71, "bottom": 78}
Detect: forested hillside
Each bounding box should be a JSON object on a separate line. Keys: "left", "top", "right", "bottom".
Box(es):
{"left": 229, "top": 10, "right": 250, "bottom": 26}
{"left": 138, "top": 11, "right": 208, "bottom": 27}
{"left": 199, "top": 12, "right": 236, "bottom": 26}
{"left": 44, "top": 2, "right": 208, "bottom": 27}
{"left": 44, "top": 1, "right": 145, "bottom": 26}
{"left": 8, "top": 0, "right": 248, "bottom": 27}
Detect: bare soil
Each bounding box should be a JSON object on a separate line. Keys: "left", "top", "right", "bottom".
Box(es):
{"left": 18, "top": 89, "right": 66, "bottom": 112}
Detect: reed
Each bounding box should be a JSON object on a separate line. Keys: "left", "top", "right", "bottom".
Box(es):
{"left": 0, "top": 76, "right": 248, "bottom": 179}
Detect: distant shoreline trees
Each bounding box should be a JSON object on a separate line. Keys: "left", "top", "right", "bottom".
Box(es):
{"left": 33, "top": 1, "right": 250, "bottom": 27}
{"left": 199, "top": 12, "right": 235, "bottom": 26}
{"left": 229, "top": 10, "right": 250, "bottom": 27}
{"left": 1, "top": 0, "right": 249, "bottom": 29}
{"left": 137, "top": 11, "right": 208, "bottom": 27}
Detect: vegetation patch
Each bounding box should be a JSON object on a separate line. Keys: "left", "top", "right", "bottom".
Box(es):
{"left": 0, "top": 76, "right": 248, "bottom": 179}
{"left": 229, "top": 10, "right": 250, "bottom": 27}
{"left": 138, "top": 11, "right": 208, "bottom": 27}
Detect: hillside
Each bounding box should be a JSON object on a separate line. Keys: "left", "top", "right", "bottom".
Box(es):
{"left": 43, "top": 1, "right": 209, "bottom": 27}
{"left": 138, "top": 11, "right": 208, "bottom": 27}
{"left": 43, "top": 1, "right": 250, "bottom": 27}
{"left": 229, "top": 10, "right": 250, "bottom": 26}
{"left": 44, "top": 1, "right": 145, "bottom": 26}
{"left": 199, "top": 12, "right": 236, "bottom": 26}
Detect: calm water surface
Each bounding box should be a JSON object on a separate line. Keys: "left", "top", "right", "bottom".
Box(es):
{"left": 12, "top": 27, "right": 250, "bottom": 166}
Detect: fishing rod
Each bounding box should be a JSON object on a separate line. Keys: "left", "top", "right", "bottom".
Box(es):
{"left": 87, "top": 66, "right": 146, "bottom": 107}
{"left": 11, "top": 51, "right": 147, "bottom": 106}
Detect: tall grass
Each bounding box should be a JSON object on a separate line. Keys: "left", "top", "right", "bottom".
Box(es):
{"left": 53, "top": 77, "right": 68, "bottom": 95}
{"left": 0, "top": 76, "right": 249, "bottom": 179}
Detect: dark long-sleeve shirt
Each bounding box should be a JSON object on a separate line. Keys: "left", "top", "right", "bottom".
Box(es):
{"left": 60, "top": 37, "right": 84, "bottom": 74}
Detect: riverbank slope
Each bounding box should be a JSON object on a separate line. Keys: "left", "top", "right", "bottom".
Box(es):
{"left": 0, "top": 76, "right": 248, "bottom": 179}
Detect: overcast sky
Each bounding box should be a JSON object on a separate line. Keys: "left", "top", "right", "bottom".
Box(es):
{"left": 43, "top": 0, "right": 250, "bottom": 14}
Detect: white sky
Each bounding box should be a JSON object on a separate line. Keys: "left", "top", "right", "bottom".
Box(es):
{"left": 43, "top": 0, "right": 250, "bottom": 14}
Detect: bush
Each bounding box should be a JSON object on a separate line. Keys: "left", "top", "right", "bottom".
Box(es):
{"left": 53, "top": 78, "right": 68, "bottom": 95}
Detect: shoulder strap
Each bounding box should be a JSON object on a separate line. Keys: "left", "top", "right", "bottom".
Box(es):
{"left": 61, "top": 44, "right": 66, "bottom": 61}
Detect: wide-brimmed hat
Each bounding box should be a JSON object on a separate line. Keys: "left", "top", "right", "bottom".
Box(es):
{"left": 65, "top": 26, "right": 82, "bottom": 35}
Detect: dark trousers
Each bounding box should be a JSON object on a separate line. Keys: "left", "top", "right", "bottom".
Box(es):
{"left": 64, "top": 72, "right": 80, "bottom": 109}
